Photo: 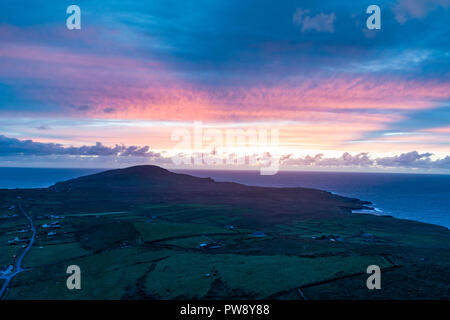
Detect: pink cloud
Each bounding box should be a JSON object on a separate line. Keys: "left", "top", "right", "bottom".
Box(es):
{"left": 2, "top": 45, "right": 444, "bottom": 122}
{"left": 421, "top": 126, "right": 450, "bottom": 134}
{"left": 1, "top": 24, "right": 449, "bottom": 123}
{"left": 0, "top": 24, "right": 449, "bottom": 157}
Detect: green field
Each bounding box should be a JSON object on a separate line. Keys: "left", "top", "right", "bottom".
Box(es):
{"left": 1, "top": 166, "right": 449, "bottom": 300}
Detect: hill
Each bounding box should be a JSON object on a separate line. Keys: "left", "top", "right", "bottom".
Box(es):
{"left": 49, "top": 165, "right": 371, "bottom": 223}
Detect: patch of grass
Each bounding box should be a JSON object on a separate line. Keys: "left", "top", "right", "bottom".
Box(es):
{"left": 278, "top": 216, "right": 450, "bottom": 248}
{"left": 135, "top": 204, "right": 241, "bottom": 224}
{"left": 23, "top": 242, "right": 91, "bottom": 268}
{"left": 144, "top": 252, "right": 391, "bottom": 299}
{"left": 164, "top": 235, "right": 213, "bottom": 248}
{"left": 135, "top": 222, "right": 235, "bottom": 242}
{"left": 77, "top": 222, "right": 142, "bottom": 252}
{"left": 0, "top": 244, "right": 19, "bottom": 267}
{"left": 0, "top": 218, "right": 27, "bottom": 230}
{"left": 5, "top": 247, "right": 174, "bottom": 300}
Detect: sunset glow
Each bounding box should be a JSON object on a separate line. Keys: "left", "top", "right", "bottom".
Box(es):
{"left": 0, "top": 1, "right": 449, "bottom": 172}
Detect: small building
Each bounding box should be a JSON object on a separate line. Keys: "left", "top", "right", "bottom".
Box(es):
{"left": 8, "top": 237, "right": 25, "bottom": 244}
{"left": 0, "top": 265, "right": 13, "bottom": 276}
{"left": 249, "top": 231, "right": 266, "bottom": 238}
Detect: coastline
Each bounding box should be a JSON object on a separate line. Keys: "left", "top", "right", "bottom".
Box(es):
{"left": 0, "top": 165, "right": 449, "bottom": 299}
{"left": 0, "top": 166, "right": 449, "bottom": 229}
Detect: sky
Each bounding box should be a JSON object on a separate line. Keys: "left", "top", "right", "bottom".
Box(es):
{"left": 0, "top": 0, "right": 449, "bottom": 172}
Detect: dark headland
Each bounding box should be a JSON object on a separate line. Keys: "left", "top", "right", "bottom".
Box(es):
{"left": 0, "top": 165, "right": 449, "bottom": 299}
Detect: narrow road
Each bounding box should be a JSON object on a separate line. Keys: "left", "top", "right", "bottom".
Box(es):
{"left": 0, "top": 202, "right": 36, "bottom": 299}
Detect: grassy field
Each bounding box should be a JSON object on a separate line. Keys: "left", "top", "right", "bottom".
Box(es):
{"left": 3, "top": 197, "right": 447, "bottom": 300}
{"left": 0, "top": 166, "right": 449, "bottom": 300}
{"left": 144, "top": 253, "right": 391, "bottom": 299}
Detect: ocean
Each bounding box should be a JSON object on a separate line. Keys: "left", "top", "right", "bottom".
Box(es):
{"left": 0, "top": 167, "right": 103, "bottom": 189}
{"left": 178, "top": 170, "right": 450, "bottom": 229}
{"left": 0, "top": 167, "right": 448, "bottom": 228}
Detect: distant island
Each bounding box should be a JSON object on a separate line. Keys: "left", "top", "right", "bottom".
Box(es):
{"left": 0, "top": 165, "right": 449, "bottom": 299}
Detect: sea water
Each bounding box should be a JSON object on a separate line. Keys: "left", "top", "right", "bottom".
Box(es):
{"left": 0, "top": 167, "right": 448, "bottom": 228}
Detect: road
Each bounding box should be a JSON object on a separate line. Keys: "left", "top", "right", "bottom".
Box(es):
{"left": 0, "top": 202, "right": 36, "bottom": 299}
